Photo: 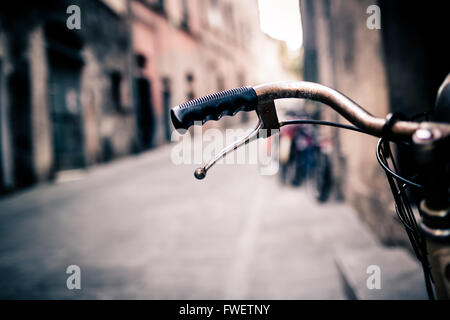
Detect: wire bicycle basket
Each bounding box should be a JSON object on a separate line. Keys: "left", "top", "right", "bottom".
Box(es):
{"left": 376, "top": 131, "right": 435, "bottom": 299}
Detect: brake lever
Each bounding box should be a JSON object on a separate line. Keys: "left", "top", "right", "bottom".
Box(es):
{"left": 194, "top": 101, "right": 280, "bottom": 180}
{"left": 194, "top": 120, "right": 262, "bottom": 179}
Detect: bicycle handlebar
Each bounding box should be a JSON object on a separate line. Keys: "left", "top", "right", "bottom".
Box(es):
{"left": 171, "top": 81, "right": 450, "bottom": 140}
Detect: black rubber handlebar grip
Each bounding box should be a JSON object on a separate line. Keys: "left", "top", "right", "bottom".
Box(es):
{"left": 170, "top": 86, "right": 258, "bottom": 130}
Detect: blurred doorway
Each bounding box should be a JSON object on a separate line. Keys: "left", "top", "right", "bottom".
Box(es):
{"left": 48, "top": 53, "right": 85, "bottom": 171}
{"left": 135, "top": 77, "right": 156, "bottom": 150}
{"left": 8, "top": 61, "right": 34, "bottom": 187}
{"left": 46, "top": 22, "right": 85, "bottom": 171}
{"left": 162, "top": 77, "right": 171, "bottom": 142}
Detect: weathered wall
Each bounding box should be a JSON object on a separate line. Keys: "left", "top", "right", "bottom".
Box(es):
{"left": 300, "top": 0, "right": 450, "bottom": 247}
{"left": 300, "top": 0, "right": 405, "bottom": 246}
{"left": 78, "top": 0, "right": 136, "bottom": 161}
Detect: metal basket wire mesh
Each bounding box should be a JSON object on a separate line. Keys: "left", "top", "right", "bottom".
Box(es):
{"left": 376, "top": 136, "right": 435, "bottom": 299}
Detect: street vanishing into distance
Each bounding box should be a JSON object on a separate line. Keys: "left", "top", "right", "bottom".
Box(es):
{"left": 0, "top": 145, "right": 427, "bottom": 299}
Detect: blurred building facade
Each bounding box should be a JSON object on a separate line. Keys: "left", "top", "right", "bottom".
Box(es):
{"left": 300, "top": 0, "right": 449, "bottom": 246}
{"left": 0, "top": 0, "right": 294, "bottom": 193}
{"left": 0, "top": 0, "right": 136, "bottom": 192}
{"left": 131, "top": 0, "right": 296, "bottom": 143}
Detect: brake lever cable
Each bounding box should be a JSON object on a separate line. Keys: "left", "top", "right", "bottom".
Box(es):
{"left": 194, "top": 119, "right": 371, "bottom": 180}
{"left": 279, "top": 119, "right": 370, "bottom": 134}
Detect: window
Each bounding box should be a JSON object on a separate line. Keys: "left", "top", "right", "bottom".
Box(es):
{"left": 135, "top": 53, "right": 147, "bottom": 70}
{"left": 110, "top": 71, "right": 122, "bottom": 111}
{"left": 223, "top": 4, "right": 235, "bottom": 34}
{"left": 186, "top": 73, "right": 194, "bottom": 83}
{"left": 157, "top": 0, "right": 165, "bottom": 12}
{"left": 180, "top": 0, "right": 190, "bottom": 31}
{"left": 147, "top": 0, "right": 165, "bottom": 14}
{"left": 186, "top": 73, "right": 195, "bottom": 100}
{"left": 208, "top": 0, "right": 221, "bottom": 29}
{"left": 162, "top": 77, "right": 172, "bottom": 142}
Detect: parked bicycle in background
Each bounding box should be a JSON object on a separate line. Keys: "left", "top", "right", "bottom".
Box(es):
{"left": 278, "top": 110, "right": 333, "bottom": 203}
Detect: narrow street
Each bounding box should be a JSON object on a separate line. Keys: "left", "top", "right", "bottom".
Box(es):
{"left": 0, "top": 145, "right": 427, "bottom": 299}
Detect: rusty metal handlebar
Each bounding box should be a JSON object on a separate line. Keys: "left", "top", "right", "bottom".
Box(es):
{"left": 170, "top": 80, "right": 450, "bottom": 179}
{"left": 171, "top": 80, "right": 450, "bottom": 140}
{"left": 253, "top": 81, "right": 450, "bottom": 140}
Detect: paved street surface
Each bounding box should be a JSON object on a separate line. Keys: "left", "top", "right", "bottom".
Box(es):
{"left": 0, "top": 145, "right": 427, "bottom": 299}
